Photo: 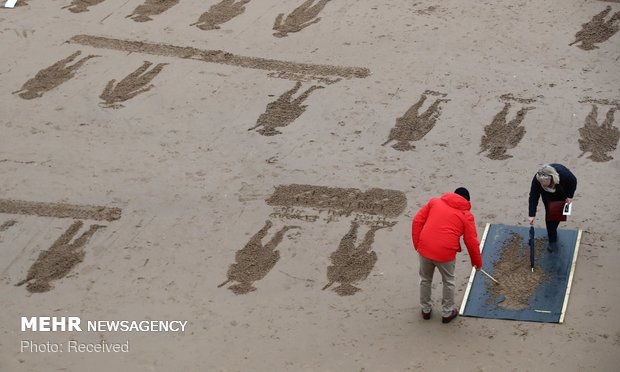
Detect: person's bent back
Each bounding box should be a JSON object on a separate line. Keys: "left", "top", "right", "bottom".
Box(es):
{"left": 412, "top": 191, "right": 482, "bottom": 268}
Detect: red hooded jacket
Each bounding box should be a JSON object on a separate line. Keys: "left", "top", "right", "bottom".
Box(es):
{"left": 412, "top": 192, "right": 482, "bottom": 268}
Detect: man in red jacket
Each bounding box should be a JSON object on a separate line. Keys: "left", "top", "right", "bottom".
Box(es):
{"left": 412, "top": 187, "right": 482, "bottom": 323}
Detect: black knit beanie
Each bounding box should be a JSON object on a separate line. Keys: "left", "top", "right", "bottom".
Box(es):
{"left": 454, "top": 187, "right": 470, "bottom": 201}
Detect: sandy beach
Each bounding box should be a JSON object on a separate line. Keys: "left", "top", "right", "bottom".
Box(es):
{"left": 1, "top": 1, "right": 619, "bottom": 371}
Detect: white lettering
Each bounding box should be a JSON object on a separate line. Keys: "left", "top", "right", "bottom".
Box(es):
{"left": 39, "top": 317, "right": 50, "bottom": 331}
{"left": 21, "top": 317, "right": 81, "bottom": 332}
{"left": 106, "top": 320, "right": 120, "bottom": 332}
{"left": 51, "top": 317, "right": 65, "bottom": 332}
{"left": 21, "top": 317, "right": 37, "bottom": 332}
{"left": 177, "top": 321, "right": 188, "bottom": 332}
{"left": 68, "top": 340, "right": 129, "bottom": 352}
{"left": 20, "top": 340, "right": 62, "bottom": 352}
{"left": 68, "top": 317, "right": 82, "bottom": 331}
{"left": 75, "top": 319, "right": 188, "bottom": 332}
{"left": 129, "top": 321, "right": 139, "bottom": 331}
{"left": 139, "top": 321, "right": 150, "bottom": 332}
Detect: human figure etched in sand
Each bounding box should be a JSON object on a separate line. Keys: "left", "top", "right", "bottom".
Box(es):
{"left": 323, "top": 222, "right": 386, "bottom": 296}
{"left": 16, "top": 221, "right": 105, "bottom": 293}
{"left": 100, "top": 61, "right": 168, "bottom": 108}
{"left": 218, "top": 221, "right": 299, "bottom": 294}
{"left": 578, "top": 104, "right": 619, "bottom": 162}
{"left": 570, "top": 6, "right": 620, "bottom": 50}
{"left": 487, "top": 234, "right": 547, "bottom": 310}
{"left": 249, "top": 81, "right": 323, "bottom": 136}
{"left": 191, "top": 0, "right": 251, "bottom": 31}
{"left": 62, "top": 0, "right": 106, "bottom": 13}
{"left": 382, "top": 91, "right": 449, "bottom": 151}
{"left": 273, "top": 0, "right": 331, "bottom": 38}
{"left": 127, "top": 0, "right": 180, "bottom": 22}
{"left": 479, "top": 103, "right": 534, "bottom": 160}
{"left": 13, "top": 51, "right": 98, "bottom": 100}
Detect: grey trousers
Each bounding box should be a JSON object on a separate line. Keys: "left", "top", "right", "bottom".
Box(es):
{"left": 419, "top": 253, "right": 456, "bottom": 317}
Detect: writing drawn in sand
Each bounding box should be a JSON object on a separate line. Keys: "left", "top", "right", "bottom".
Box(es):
{"left": 265, "top": 184, "right": 407, "bottom": 218}
{"left": 0, "top": 199, "right": 121, "bottom": 221}
{"left": 69, "top": 35, "right": 370, "bottom": 79}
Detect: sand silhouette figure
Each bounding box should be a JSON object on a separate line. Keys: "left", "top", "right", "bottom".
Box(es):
{"left": 16, "top": 221, "right": 105, "bottom": 293}
{"left": 127, "top": 0, "right": 180, "bottom": 22}
{"left": 191, "top": 0, "right": 251, "bottom": 31}
{"left": 249, "top": 81, "right": 323, "bottom": 136}
{"left": 487, "top": 234, "right": 547, "bottom": 310}
{"left": 382, "top": 91, "right": 449, "bottom": 151}
{"left": 218, "top": 221, "right": 299, "bottom": 294}
{"left": 570, "top": 6, "right": 620, "bottom": 50}
{"left": 323, "top": 222, "right": 386, "bottom": 296}
{"left": 100, "top": 61, "right": 167, "bottom": 108}
{"left": 578, "top": 104, "right": 619, "bottom": 162}
{"left": 273, "top": 0, "right": 331, "bottom": 38}
{"left": 62, "top": 0, "right": 106, "bottom": 13}
{"left": 13, "top": 51, "right": 98, "bottom": 100}
{"left": 479, "top": 103, "right": 534, "bottom": 160}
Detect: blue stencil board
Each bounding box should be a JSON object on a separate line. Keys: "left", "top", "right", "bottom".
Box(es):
{"left": 460, "top": 224, "right": 581, "bottom": 323}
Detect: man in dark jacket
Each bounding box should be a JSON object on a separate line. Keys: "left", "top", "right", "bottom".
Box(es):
{"left": 528, "top": 163, "right": 577, "bottom": 252}
{"left": 412, "top": 187, "right": 483, "bottom": 323}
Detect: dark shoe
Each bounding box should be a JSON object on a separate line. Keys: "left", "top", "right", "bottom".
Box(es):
{"left": 547, "top": 241, "right": 558, "bottom": 253}
{"left": 421, "top": 309, "right": 431, "bottom": 320}
{"left": 442, "top": 309, "right": 458, "bottom": 324}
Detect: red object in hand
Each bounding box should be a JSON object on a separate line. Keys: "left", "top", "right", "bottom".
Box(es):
{"left": 547, "top": 201, "right": 568, "bottom": 222}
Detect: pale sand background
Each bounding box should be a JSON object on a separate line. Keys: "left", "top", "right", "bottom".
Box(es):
{"left": 1, "top": 0, "right": 619, "bottom": 371}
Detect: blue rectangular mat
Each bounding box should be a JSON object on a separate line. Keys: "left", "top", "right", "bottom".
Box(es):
{"left": 460, "top": 224, "right": 581, "bottom": 323}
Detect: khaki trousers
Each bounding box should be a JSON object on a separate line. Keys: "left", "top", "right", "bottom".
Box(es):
{"left": 419, "top": 253, "right": 456, "bottom": 317}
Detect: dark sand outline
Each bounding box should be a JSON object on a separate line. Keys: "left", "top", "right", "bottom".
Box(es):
{"left": 68, "top": 34, "right": 370, "bottom": 78}
{"left": 0, "top": 199, "right": 121, "bottom": 222}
